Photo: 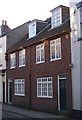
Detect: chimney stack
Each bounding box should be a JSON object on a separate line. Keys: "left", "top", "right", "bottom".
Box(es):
{"left": 2, "top": 20, "right": 4, "bottom": 25}
{"left": 5, "top": 20, "right": 7, "bottom": 26}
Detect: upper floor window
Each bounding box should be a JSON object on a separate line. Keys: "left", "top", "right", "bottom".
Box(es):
{"left": 10, "top": 53, "right": 16, "bottom": 69}
{"left": 50, "top": 38, "right": 61, "bottom": 61}
{"left": 19, "top": 49, "right": 25, "bottom": 67}
{"left": 0, "top": 46, "right": 2, "bottom": 66}
{"left": 79, "top": 8, "right": 82, "bottom": 37}
{"left": 0, "top": 27, "right": 1, "bottom": 36}
{"left": 29, "top": 22, "right": 36, "bottom": 38}
{"left": 80, "top": 8, "right": 82, "bottom": 23}
{"left": 36, "top": 43, "right": 45, "bottom": 64}
{"left": 37, "top": 77, "right": 53, "bottom": 98}
{"left": 51, "top": 7, "right": 62, "bottom": 28}
{"left": 14, "top": 79, "right": 25, "bottom": 96}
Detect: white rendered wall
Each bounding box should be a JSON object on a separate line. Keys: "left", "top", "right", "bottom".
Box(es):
{"left": 0, "top": 36, "right": 6, "bottom": 70}
{"left": 69, "top": 0, "right": 82, "bottom": 110}
{"left": 0, "top": 76, "right": 3, "bottom": 102}
{"left": 0, "top": 35, "right": 6, "bottom": 103}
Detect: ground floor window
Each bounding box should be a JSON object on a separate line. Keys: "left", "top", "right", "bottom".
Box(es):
{"left": 14, "top": 79, "right": 25, "bottom": 96}
{"left": 37, "top": 77, "right": 53, "bottom": 98}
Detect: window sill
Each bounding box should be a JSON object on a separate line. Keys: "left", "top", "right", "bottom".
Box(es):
{"left": 10, "top": 67, "right": 16, "bottom": 69}
{"left": 37, "top": 96, "right": 53, "bottom": 98}
{"left": 36, "top": 61, "right": 45, "bottom": 64}
{"left": 50, "top": 58, "right": 61, "bottom": 62}
{"left": 19, "top": 65, "right": 25, "bottom": 68}
{"left": 14, "top": 94, "right": 25, "bottom": 96}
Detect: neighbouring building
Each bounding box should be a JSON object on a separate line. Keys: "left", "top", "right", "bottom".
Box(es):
{"left": 5, "top": 21, "right": 33, "bottom": 103}
{"left": 6, "top": 5, "right": 72, "bottom": 116}
{"left": 69, "top": 0, "right": 82, "bottom": 118}
{"left": 0, "top": 20, "right": 11, "bottom": 103}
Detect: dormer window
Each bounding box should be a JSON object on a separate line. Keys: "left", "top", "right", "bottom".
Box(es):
{"left": 80, "top": 8, "right": 82, "bottom": 37}
{"left": 29, "top": 22, "right": 36, "bottom": 38}
{"left": 51, "top": 7, "right": 62, "bottom": 28}
{"left": 76, "top": 2, "right": 82, "bottom": 38}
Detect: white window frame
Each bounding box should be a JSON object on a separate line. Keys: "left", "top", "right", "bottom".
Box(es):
{"left": 14, "top": 79, "right": 25, "bottom": 96}
{"left": 10, "top": 53, "right": 16, "bottom": 69}
{"left": 29, "top": 22, "right": 36, "bottom": 38}
{"left": 79, "top": 8, "right": 82, "bottom": 37}
{"left": 50, "top": 38, "right": 61, "bottom": 61}
{"left": 19, "top": 49, "right": 25, "bottom": 67}
{"left": 36, "top": 43, "right": 45, "bottom": 64}
{"left": 51, "top": 7, "right": 62, "bottom": 28}
{"left": 37, "top": 77, "right": 53, "bottom": 98}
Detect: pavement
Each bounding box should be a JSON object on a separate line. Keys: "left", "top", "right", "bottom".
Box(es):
{"left": 2, "top": 103, "right": 69, "bottom": 118}
{"left": 0, "top": 103, "right": 2, "bottom": 120}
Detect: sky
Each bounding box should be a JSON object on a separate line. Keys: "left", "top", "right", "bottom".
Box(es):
{"left": 0, "top": 0, "right": 69, "bottom": 29}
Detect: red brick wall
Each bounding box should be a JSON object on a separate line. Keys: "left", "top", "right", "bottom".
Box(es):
{"left": 6, "top": 33, "right": 72, "bottom": 114}
{"left": 29, "top": 34, "right": 72, "bottom": 113}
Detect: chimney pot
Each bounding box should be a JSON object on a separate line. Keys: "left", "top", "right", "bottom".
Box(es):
{"left": 5, "top": 20, "right": 7, "bottom": 26}
{"left": 2, "top": 20, "right": 4, "bottom": 25}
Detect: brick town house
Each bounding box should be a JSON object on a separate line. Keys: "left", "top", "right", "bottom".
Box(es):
{"left": 6, "top": 5, "right": 72, "bottom": 116}
{"left": 5, "top": 21, "right": 30, "bottom": 103}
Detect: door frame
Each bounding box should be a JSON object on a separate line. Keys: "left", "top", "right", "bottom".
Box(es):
{"left": 58, "top": 74, "right": 66, "bottom": 111}
{"left": 3, "top": 81, "right": 5, "bottom": 103}
{"left": 8, "top": 79, "right": 12, "bottom": 104}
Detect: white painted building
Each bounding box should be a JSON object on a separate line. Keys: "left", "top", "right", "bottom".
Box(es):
{"left": 0, "top": 35, "right": 6, "bottom": 103}
{"left": 69, "top": 0, "right": 82, "bottom": 117}
{"left": 0, "top": 20, "right": 11, "bottom": 103}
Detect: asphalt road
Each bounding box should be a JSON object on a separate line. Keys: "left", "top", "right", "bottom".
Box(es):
{"left": 1, "top": 110, "right": 79, "bottom": 120}
{"left": 2, "top": 110, "right": 25, "bottom": 119}
{"left": 2, "top": 111, "right": 43, "bottom": 120}
{"left": 2, "top": 110, "right": 38, "bottom": 120}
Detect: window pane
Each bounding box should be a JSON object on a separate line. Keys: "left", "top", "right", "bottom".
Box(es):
{"left": 19, "top": 49, "right": 25, "bottom": 66}
{"left": 29, "top": 23, "right": 36, "bottom": 38}
{"left": 37, "top": 77, "right": 52, "bottom": 98}
{"left": 10, "top": 53, "right": 16, "bottom": 68}
{"left": 36, "top": 44, "right": 44, "bottom": 63}
{"left": 50, "top": 39, "right": 61, "bottom": 60}
{"left": 36, "top": 50, "right": 40, "bottom": 62}
{"left": 42, "top": 83, "right": 47, "bottom": 96}
{"left": 52, "top": 46, "right": 55, "bottom": 59}
{"left": 41, "top": 49, "right": 44, "bottom": 61}
{"left": 56, "top": 44, "right": 61, "bottom": 58}
{"left": 14, "top": 79, "right": 25, "bottom": 96}
{"left": 80, "top": 9, "right": 82, "bottom": 23}
{"left": 51, "top": 8, "right": 61, "bottom": 28}
{"left": 37, "top": 83, "right": 41, "bottom": 96}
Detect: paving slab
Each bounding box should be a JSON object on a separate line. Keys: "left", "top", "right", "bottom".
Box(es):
{"left": 0, "top": 103, "right": 2, "bottom": 120}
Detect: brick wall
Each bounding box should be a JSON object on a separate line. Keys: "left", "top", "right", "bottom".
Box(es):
{"left": 6, "top": 33, "right": 72, "bottom": 114}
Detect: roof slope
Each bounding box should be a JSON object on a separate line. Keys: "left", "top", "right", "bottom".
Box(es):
{"left": 7, "top": 18, "right": 70, "bottom": 53}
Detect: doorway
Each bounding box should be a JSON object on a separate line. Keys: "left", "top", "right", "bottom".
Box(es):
{"left": 8, "top": 79, "right": 12, "bottom": 103}
{"left": 58, "top": 74, "right": 67, "bottom": 111}
{"left": 3, "top": 82, "right": 5, "bottom": 103}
